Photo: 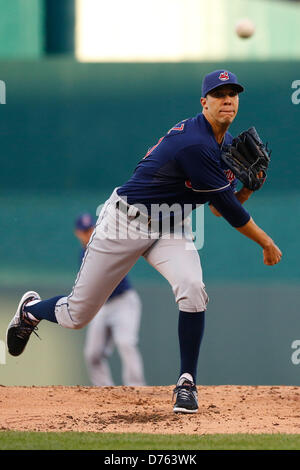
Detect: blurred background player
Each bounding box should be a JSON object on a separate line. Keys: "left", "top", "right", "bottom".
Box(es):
{"left": 74, "top": 213, "right": 146, "bottom": 387}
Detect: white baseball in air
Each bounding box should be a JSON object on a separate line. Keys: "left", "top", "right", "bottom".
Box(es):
{"left": 235, "top": 18, "right": 255, "bottom": 38}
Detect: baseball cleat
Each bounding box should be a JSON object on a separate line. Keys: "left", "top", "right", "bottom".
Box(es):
{"left": 6, "top": 291, "right": 41, "bottom": 357}
{"left": 173, "top": 374, "right": 198, "bottom": 413}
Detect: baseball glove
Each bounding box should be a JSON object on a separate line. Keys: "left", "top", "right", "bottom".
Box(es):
{"left": 221, "top": 127, "right": 271, "bottom": 191}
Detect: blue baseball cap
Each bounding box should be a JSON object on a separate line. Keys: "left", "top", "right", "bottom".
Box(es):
{"left": 75, "top": 213, "right": 95, "bottom": 231}
{"left": 202, "top": 70, "right": 244, "bottom": 97}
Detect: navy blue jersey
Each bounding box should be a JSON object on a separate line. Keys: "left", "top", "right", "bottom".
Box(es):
{"left": 117, "top": 113, "right": 250, "bottom": 227}
{"left": 80, "top": 249, "right": 131, "bottom": 301}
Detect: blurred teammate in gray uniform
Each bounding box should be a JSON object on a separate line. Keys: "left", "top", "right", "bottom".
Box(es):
{"left": 74, "top": 213, "right": 145, "bottom": 387}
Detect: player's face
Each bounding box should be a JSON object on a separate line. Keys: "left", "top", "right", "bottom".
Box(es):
{"left": 75, "top": 228, "right": 94, "bottom": 247}
{"left": 201, "top": 85, "right": 239, "bottom": 126}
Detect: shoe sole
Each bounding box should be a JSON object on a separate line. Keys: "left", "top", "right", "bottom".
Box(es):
{"left": 6, "top": 290, "right": 41, "bottom": 354}
{"left": 173, "top": 407, "right": 198, "bottom": 414}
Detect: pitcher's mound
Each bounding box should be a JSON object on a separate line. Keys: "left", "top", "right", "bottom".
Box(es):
{"left": 1, "top": 385, "right": 300, "bottom": 434}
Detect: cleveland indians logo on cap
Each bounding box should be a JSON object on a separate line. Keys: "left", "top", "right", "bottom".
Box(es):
{"left": 219, "top": 71, "right": 229, "bottom": 81}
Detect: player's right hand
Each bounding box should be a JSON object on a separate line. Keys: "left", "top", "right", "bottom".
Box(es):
{"left": 263, "top": 242, "right": 282, "bottom": 266}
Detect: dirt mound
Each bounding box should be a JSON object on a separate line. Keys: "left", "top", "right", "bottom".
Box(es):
{"left": 1, "top": 385, "right": 300, "bottom": 434}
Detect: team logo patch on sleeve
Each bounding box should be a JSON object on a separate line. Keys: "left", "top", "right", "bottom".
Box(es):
{"left": 224, "top": 169, "right": 235, "bottom": 183}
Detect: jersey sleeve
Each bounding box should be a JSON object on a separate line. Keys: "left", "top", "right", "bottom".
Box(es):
{"left": 231, "top": 177, "right": 238, "bottom": 193}
{"left": 175, "top": 144, "right": 231, "bottom": 193}
{"left": 209, "top": 189, "right": 251, "bottom": 227}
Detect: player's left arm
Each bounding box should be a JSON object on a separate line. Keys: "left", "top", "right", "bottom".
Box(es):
{"left": 210, "top": 186, "right": 253, "bottom": 217}
{"left": 234, "top": 186, "right": 253, "bottom": 204}
{"left": 234, "top": 170, "right": 265, "bottom": 205}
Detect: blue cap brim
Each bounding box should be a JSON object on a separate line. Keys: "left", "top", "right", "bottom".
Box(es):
{"left": 205, "top": 83, "right": 244, "bottom": 96}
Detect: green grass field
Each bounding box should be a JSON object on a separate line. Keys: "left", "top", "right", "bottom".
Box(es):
{"left": 0, "top": 432, "right": 300, "bottom": 450}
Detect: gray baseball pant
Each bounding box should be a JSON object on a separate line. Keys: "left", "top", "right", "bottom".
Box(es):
{"left": 54, "top": 188, "right": 208, "bottom": 329}
{"left": 84, "top": 289, "right": 145, "bottom": 386}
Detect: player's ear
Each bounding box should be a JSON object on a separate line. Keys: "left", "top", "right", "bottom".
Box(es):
{"left": 200, "top": 97, "right": 208, "bottom": 109}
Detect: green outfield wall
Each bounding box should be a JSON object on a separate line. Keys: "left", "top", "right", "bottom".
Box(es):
{"left": 1, "top": 283, "right": 300, "bottom": 387}
{"left": 0, "top": 60, "right": 298, "bottom": 282}
{"left": 0, "top": 0, "right": 44, "bottom": 58}
{"left": 0, "top": 60, "right": 299, "bottom": 386}
{"left": 0, "top": 60, "right": 297, "bottom": 193}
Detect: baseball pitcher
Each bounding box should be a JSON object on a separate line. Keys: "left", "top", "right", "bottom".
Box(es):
{"left": 7, "top": 69, "right": 282, "bottom": 414}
